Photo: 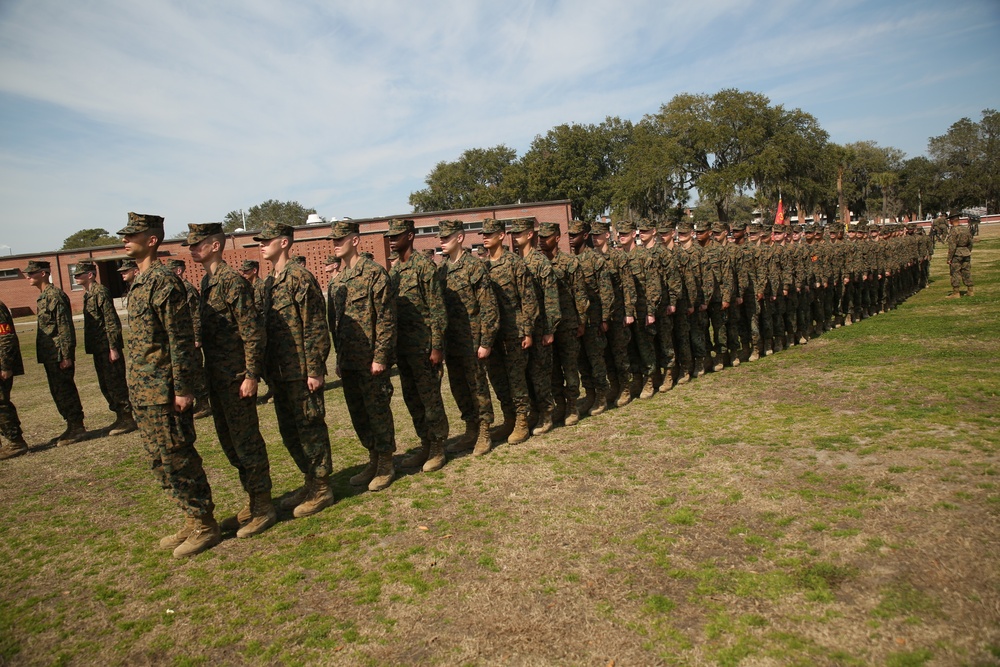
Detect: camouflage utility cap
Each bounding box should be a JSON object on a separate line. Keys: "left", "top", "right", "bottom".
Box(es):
{"left": 656, "top": 221, "right": 675, "bottom": 234}
{"left": 328, "top": 220, "right": 359, "bottom": 240}
{"left": 325, "top": 255, "right": 339, "bottom": 265}
{"left": 747, "top": 222, "right": 762, "bottom": 233}
{"left": 239, "top": 259, "right": 259, "bottom": 272}
{"left": 567, "top": 219, "right": 589, "bottom": 235}
{"left": 537, "top": 222, "right": 560, "bottom": 237}
{"left": 676, "top": 220, "right": 694, "bottom": 234}
{"left": 167, "top": 259, "right": 186, "bottom": 270}
{"left": 615, "top": 220, "right": 636, "bottom": 234}
{"left": 384, "top": 218, "right": 414, "bottom": 237}
{"left": 589, "top": 221, "right": 610, "bottom": 235}
{"left": 25, "top": 259, "right": 51, "bottom": 273}
{"left": 482, "top": 218, "right": 506, "bottom": 234}
{"left": 730, "top": 221, "right": 747, "bottom": 231}
{"left": 636, "top": 218, "right": 656, "bottom": 232}
{"left": 252, "top": 220, "right": 295, "bottom": 241}
{"left": 437, "top": 219, "right": 464, "bottom": 237}
{"left": 73, "top": 261, "right": 97, "bottom": 276}
{"left": 711, "top": 221, "right": 729, "bottom": 233}
{"left": 509, "top": 217, "right": 536, "bottom": 234}
{"left": 692, "top": 220, "right": 711, "bottom": 233}
{"left": 118, "top": 212, "right": 165, "bottom": 235}
{"left": 292, "top": 255, "right": 306, "bottom": 265}
{"left": 117, "top": 259, "right": 138, "bottom": 272}
{"left": 183, "top": 222, "right": 224, "bottom": 247}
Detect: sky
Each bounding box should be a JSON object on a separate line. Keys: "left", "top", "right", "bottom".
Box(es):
{"left": 0, "top": 0, "right": 998, "bottom": 255}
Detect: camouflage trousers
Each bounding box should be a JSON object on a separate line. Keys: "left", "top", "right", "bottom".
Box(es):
{"left": 949, "top": 257, "right": 972, "bottom": 290}
{"left": 208, "top": 375, "right": 272, "bottom": 495}
{"left": 688, "top": 308, "right": 709, "bottom": 361}
{"left": 725, "top": 300, "right": 741, "bottom": 353}
{"left": 628, "top": 307, "right": 657, "bottom": 376}
{"left": 655, "top": 307, "right": 675, "bottom": 373}
{"left": 445, "top": 341, "right": 494, "bottom": 426}
{"left": 487, "top": 333, "right": 531, "bottom": 416}
{"left": 43, "top": 362, "right": 84, "bottom": 423}
{"left": 341, "top": 369, "right": 395, "bottom": 455}
{"left": 758, "top": 296, "right": 774, "bottom": 341}
{"left": 577, "top": 322, "right": 609, "bottom": 394}
{"left": 672, "top": 307, "right": 692, "bottom": 367}
{"left": 706, "top": 301, "right": 728, "bottom": 354}
{"left": 552, "top": 324, "right": 582, "bottom": 402}
{"left": 737, "top": 294, "right": 760, "bottom": 352}
{"left": 397, "top": 350, "right": 449, "bottom": 444}
{"left": 92, "top": 351, "right": 131, "bottom": 413}
{"left": 526, "top": 329, "right": 555, "bottom": 414}
{"left": 272, "top": 378, "right": 333, "bottom": 477}
{"left": 0, "top": 375, "right": 23, "bottom": 440}
{"left": 796, "top": 288, "right": 812, "bottom": 334}
{"left": 603, "top": 318, "right": 632, "bottom": 388}
{"left": 134, "top": 403, "right": 214, "bottom": 518}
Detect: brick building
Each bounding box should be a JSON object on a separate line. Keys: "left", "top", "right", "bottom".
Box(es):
{"left": 0, "top": 200, "right": 573, "bottom": 316}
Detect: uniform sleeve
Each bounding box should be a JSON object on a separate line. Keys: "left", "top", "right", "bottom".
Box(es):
{"left": 515, "top": 262, "right": 539, "bottom": 339}
{"left": 664, "top": 253, "right": 682, "bottom": 306}
{"left": 157, "top": 277, "right": 198, "bottom": 398}
{"left": 596, "top": 257, "right": 614, "bottom": 324}
{"left": 643, "top": 251, "right": 663, "bottom": 312}
{"left": 0, "top": 303, "right": 19, "bottom": 373}
{"left": 372, "top": 268, "right": 397, "bottom": 367}
{"left": 232, "top": 275, "right": 266, "bottom": 378}
{"left": 539, "top": 262, "right": 561, "bottom": 334}
{"left": 700, "top": 248, "right": 716, "bottom": 303}
{"left": 298, "top": 274, "right": 331, "bottom": 376}
{"left": 424, "top": 260, "right": 447, "bottom": 352}
{"left": 97, "top": 287, "right": 122, "bottom": 349}
{"left": 473, "top": 261, "right": 500, "bottom": 348}
{"left": 56, "top": 290, "right": 76, "bottom": 361}
{"left": 570, "top": 260, "right": 589, "bottom": 329}
{"left": 186, "top": 283, "right": 202, "bottom": 344}
{"left": 619, "top": 255, "right": 638, "bottom": 319}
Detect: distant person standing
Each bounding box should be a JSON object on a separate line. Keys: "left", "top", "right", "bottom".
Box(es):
{"left": 118, "top": 212, "right": 220, "bottom": 558}
{"left": 25, "top": 260, "right": 86, "bottom": 445}
{"left": 946, "top": 213, "right": 974, "bottom": 298}
{"left": 74, "top": 261, "right": 136, "bottom": 436}
{"left": 0, "top": 299, "right": 28, "bottom": 460}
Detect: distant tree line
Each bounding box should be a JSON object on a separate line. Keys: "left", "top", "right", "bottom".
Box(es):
{"left": 409, "top": 88, "right": 999, "bottom": 224}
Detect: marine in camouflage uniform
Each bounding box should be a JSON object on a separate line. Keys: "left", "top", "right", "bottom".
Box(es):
{"left": 620, "top": 220, "right": 661, "bottom": 398}
{"left": 713, "top": 222, "right": 743, "bottom": 365}
{"left": 946, "top": 214, "right": 974, "bottom": 297}
{"left": 676, "top": 222, "right": 709, "bottom": 375}
{"left": 168, "top": 259, "right": 211, "bottom": 418}
{"left": 437, "top": 220, "right": 498, "bottom": 456}
{"left": 185, "top": 224, "right": 276, "bottom": 536}
{"left": 511, "top": 217, "right": 558, "bottom": 430}
{"left": 74, "top": 261, "right": 135, "bottom": 435}
{"left": 567, "top": 220, "right": 613, "bottom": 415}
{"left": 327, "top": 220, "right": 398, "bottom": 492}
{"left": 385, "top": 219, "right": 449, "bottom": 472}
{"left": 539, "top": 221, "right": 588, "bottom": 427}
{"left": 644, "top": 221, "right": 680, "bottom": 390}
{"left": 25, "top": 260, "right": 86, "bottom": 444}
{"left": 255, "top": 221, "right": 336, "bottom": 512}
{"left": 237, "top": 259, "right": 275, "bottom": 405}
{"left": 482, "top": 218, "right": 538, "bottom": 445}
{"left": 118, "top": 213, "right": 219, "bottom": 558}
{"left": 591, "top": 221, "right": 636, "bottom": 406}
{"left": 0, "top": 299, "right": 28, "bottom": 460}
{"left": 731, "top": 222, "right": 761, "bottom": 361}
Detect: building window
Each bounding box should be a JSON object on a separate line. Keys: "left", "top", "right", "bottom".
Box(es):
{"left": 0, "top": 268, "right": 19, "bottom": 280}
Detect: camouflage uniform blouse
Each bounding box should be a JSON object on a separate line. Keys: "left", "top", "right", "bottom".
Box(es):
{"left": 548, "top": 251, "right": 589, "bottom": 331}
{"left": 126, "top": 262, "right": 199, "bottom": 405}
{"left": 199, "top": 261, "right": 265, "bottom": 384}
{"left": 35, "top": 283, "right": 76, "bottom": 364}
{"left": 388, "top": 250, "right": 446, "bottom": 356}
{"left": 440, "top": 250, "right": 499, "bottom": 350}
{"left": 266, "top": 260, "right": 331, "bottom": 382}
{"left": 328, "top": 254, "right": 396, "bottom": 372}
{"left": 0, "top": 300, "right": 24, "bottom": 377}
{"left": 574, "top": 247, "right": 613, "bottom": 326}
{"left": 522, "top": 249, "right": 561, "bottom": 336}
{"left": 83, "top": 281, "right": 124, "bottom": 354}
{"left": 487, "top": 249, "right": 539, "bottom": 339}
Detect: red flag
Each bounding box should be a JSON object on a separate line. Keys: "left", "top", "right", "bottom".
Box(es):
{"left": 774, "top": 196, "right": 787, "bottom": 226}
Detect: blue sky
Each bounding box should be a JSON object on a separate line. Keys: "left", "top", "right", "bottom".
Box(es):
{"left": 0, "top": 0, "right": 998, "bottom": 254}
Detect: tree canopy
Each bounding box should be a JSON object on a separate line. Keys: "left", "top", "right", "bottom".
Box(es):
{"left": 409, "top": 96, "right": 1000, "bottom": 223}
{"left": 223, "top": 200, "right": 317, "bottom": 233}
{"left": 61, "top": 228, "right": 120, "bottom": 250}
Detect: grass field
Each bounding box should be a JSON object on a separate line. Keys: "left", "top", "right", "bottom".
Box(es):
{"left": 1, "top": 231, "right": 998, "bottom": 666}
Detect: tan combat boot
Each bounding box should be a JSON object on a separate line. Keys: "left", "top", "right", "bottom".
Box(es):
{"left": 0, "top": 435, "right": 28, "bottom": 461}
{"left": 423, "top": 439, "right": 446, "bottom": 472}
{"left": 237, "top": 492, "right": 277, "bottom": 538}
{"left": 658, "top": 370, "right": 674, "bottom": 393}
{"left": 730, "top": 352, "right": 740, "bottom": 368}
{"left": 294, "top": 475, "right": 335, "bottom": 517}
{"left": 400, "top": 441, "right": 430, "bottom": 469}
{"left": 532, "top": 407, "right": 554, "bottom": 436}
{"left": 711, "top": 355, "right": 723, "bottom": 373}
{"left": 589, "top": 397, "right": 606, "bottom": 417}
{"left": 350, "top": 452, "right": 378, "bottom": 487}
{"left": 108, "top": 409, "right": 137, "bottom": 436}
{"left": 564, "top": 406, "right": 580, "bottom": 426}
{"left": 368, "top": 452, "right": 395, "bottom": 492}
{"left": 748, "top": 348, "right": 760, "bottom": 362}
{"left": 615, "top": 381, "right": 633, "bottom": 407}
{"left": 491, "top": 410, "right": 516, "bottom": 443}
{"left": 507, "top": 413, "right": 530, "bottom": 445}
{"left": 639, "top": 375, "right": 655, "bottom": 399}
{"left": 473, "top": 421, "right": 492, "bottom": 456}
{"left": 172, "top": 514, "right": 221, "bottom": 558}
{"left": 966, "top": 287, "right": 974, "bottom": 297}
{"left": 159, "top": 517, "right": 194, "bottom": 551}
{"left": 280, "top": 474, "right": 315, "bottom": 508}
{"left": 578, "top": 388, "right": 596, "bottom": 416}
{"left": 57, "top": 421, "right": 86, "bottom": 446}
